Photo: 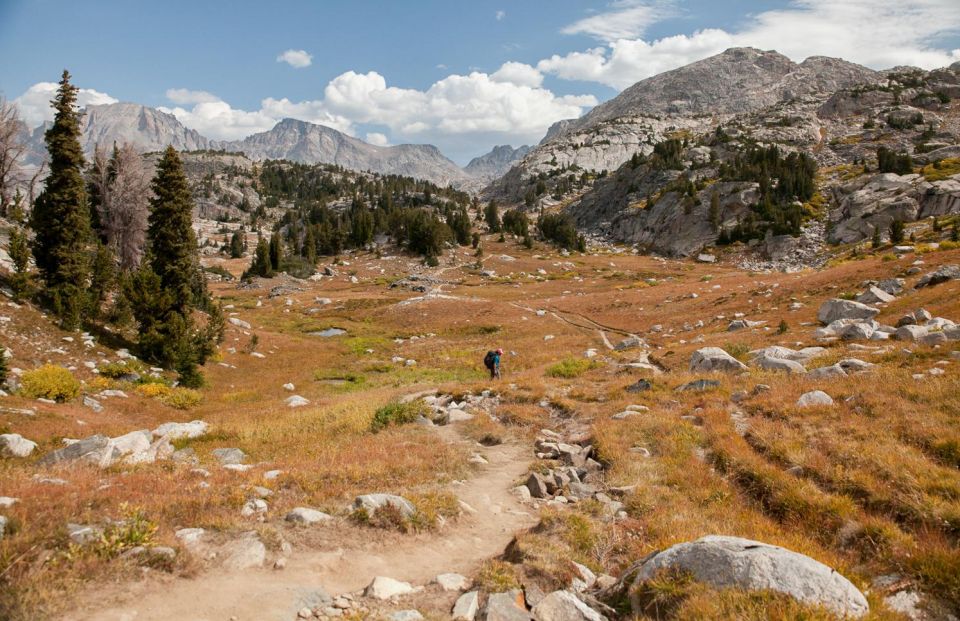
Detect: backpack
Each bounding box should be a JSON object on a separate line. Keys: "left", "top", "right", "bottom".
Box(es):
{"left": 483, "top": 351, "right": 496, "bottom": 369}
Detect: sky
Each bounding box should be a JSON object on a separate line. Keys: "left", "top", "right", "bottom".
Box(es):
{"left": 2, "top": 0, "right": 960, "bottom": 164}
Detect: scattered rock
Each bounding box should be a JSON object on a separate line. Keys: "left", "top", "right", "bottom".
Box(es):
{"left": 285, "top": 395, "right": 310, "bottom": 408}
{"left": 754, "top": 355, "right": 806, "bottom": 374}
{"left": 435, "top": 572, "right": 470, "bottom": 591}
{"left": 0, "top": 433, "right": 37, "bottom": 458}
{"left": 389, "top": 611, "right": 424, "bottom": 621}
{"left": 532, "top": 590, "right": 607, "bottom": 621}
{"left": 38, "top": 434, "right": 109, "bottom": 466}
{"left": 915, "top": 264, "right": 960, "bottom": 288}
{"left": 241, "top": 498, "right": 268, "bottom": 517}
{"left": 212, "top": 447, "right": 247, "bottom": 465}
{"left": 689, "top": 348, "right": 748, "bottom": 373}
{"left": 817, "top": 299, "right": 879, "bottom": 325}
{"left": 286, "top": 507, "right": 332, "bottom": 525}
{"left": 221, "top": 532, "right": 266, "bottom": 570}
{"left": 630, "top": 536, "right": 868, "bottom": 618}
{"left": 797, "top": 390, "right": 834, "bottom": 407}
{"left": 174, "top": 527, "right": 205, "bottom": 548}
{"left": 484, "top": 590, "right": 533, "bottom": 621}
{"left": 364, "top": 576, "right": 415, "bottom": 600}
{"left": 676, "top": 379, "right": 720, "bottom": 392}
{"left": 152, "top": 420, "right": 209, "bottom": 440}
{"left": 855, "top": 286, "right": 895, "bottom": 305}
{"left": 352, "top": 494, "right": 416, "bottom": 519}
{"left": 228, "top": 317, "right": 252, "bottom": 330}
{"left": 614, "top": 336, "right": 644, "bottom": 351}
{"left": 452, "top": 591, "right": 480, "bottom": 621}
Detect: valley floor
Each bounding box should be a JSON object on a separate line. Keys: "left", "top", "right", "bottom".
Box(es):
{"left": 1, "top": 237, "right": 960, "bottom": 620}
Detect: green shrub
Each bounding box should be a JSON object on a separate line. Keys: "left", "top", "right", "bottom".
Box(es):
{"left": 371, "top": 400, "right": 429, "bottom": 432}
{"left": 97, "top": 360, "right": 146, "bottom": 379}
{"left": 545, "top": 357, "right": 597, "bottom": 379}
{"left": 20, "top": 364, "right": 81, "bottom": 402}
{"left": 161, "top": 387, "right": 202, "bottom": 410}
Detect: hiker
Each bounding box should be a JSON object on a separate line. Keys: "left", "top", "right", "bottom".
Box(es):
{"left": 484, "top": 348, "right": 503, "bottom": 379}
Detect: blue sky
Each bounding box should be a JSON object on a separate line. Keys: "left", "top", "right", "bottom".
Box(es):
{"left": 2, "top": 0, "right": 960, "bottom": 163}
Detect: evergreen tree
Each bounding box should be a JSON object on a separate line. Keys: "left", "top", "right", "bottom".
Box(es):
{"left": 87, "top": 242, "right": 115, "bottom": 320}
{"left": 889, "top": 219, "right": 905, "bottom": 244}
{"left": 269, "top": 232, "right": 283, "bottom": 271}
{"left": 30, "top": 70, "right": 91, "bottom": 329}
{"left": 484, "top": 201, "right": 501, "bottom": 233}
{"left": 303, "top": 225, "right": 317, "bottom": 265}
{"left": 872, "top": 226, "right": 882, "bottom": 249}
{"left": 952, "top": 223, "right": 959, "bottom": 242}
{"left": 709, "top": 191, "right": 721, "bottom": 230}
{"left": 229, "top": 230, "right": 244, "bottom": 258}
{"left": 246, "top": 235, "right": 273, "bottom": 278}
{"left": 148, "top": 146, "right": 197, "bottom": 310}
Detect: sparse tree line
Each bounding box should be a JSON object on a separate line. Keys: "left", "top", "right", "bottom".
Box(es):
{"left": 0, "top": 71, "right": 223, "bottom": 386}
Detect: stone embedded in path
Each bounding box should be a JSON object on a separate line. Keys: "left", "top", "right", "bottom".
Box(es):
{"left": 174, "top": 527, "right": 205, "bottom": 548}
{"left": 285, "top": 507, "right": 332, "bottom": 525}
{"left": 629, "top": 535, "right": 868, "bottom": 617}
{"left": 485, "top": 590, "right": 533, "bottom": 621}
{"left": 364, "top": 576, "right": 415, "bottom": 599}
{"left": 817, "top": 299, "right": 880, "bottom": 325}
{"left": 689, "top": 347, "right": 748, "bottom": 373}
{"left": 435, "top": 572, "right": 470, "bottom": 591}
{"left": 352, "top": 493, "right": 416, "bottom": 519}
{"left": 532, "top": 590, "right": 607, "bottom": 621}
{"left": 221, "top": 532, "right": 266, "bottom": 570}
{"left": 797, "top": 390, "right": 834, "bottom": 407}
{"left": 453, "top": 591, "right": 480, "bottom": 621}
{"left": 0, "top": 433, "right": 37, "bottom": 458}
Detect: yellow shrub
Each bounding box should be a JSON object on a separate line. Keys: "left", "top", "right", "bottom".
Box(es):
{"left": 160, "top": 387, "right": 202, "bottom": 410}
{"left": 20, "top": 364, "right": 81, "bottom": 402}
{"left": 136, "top": 383, "right": 172, "bottom": 399}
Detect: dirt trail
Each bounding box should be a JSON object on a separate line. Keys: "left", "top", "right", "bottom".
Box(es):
{"left": 67, "top": 426, "right": 536, "bottom": 621}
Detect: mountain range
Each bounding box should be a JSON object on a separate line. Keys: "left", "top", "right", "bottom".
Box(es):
{"left": 21, "top": 102, "right": 529, "bottom": 189}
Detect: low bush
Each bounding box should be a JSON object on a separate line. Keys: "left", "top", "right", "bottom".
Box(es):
{"left": 545, "top": 357, "right": 597, "bottom": 379}
{"left": 20, "top": 364, "right": 81, "bottom": 402}
{"left": 97, "top": 360, "right": 146, "bottom": 380}
{"left": 370, "top": 400, "right": 429, "bottom": 432}
{"left": 134, "top": 383, "right": 202, "bottom": 409}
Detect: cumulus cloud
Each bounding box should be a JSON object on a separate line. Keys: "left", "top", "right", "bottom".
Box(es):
{"left": 366, "top": 132, "right": 390, "bottom": 146}
{"left": 13, "top": 82, "right": 118, "bottom": 127}
{"left": 491, "top": 62, "right": 544, "bottom": 88}
{"left": 546, "top": 0, "right": 960, "bottom": 90}
{"left": 165, "top": 88, "right": 220, "bottom": 105}
{"left": 562, "top": 0, "right": 674, "bottom": 41}
{"left": 496, "top": 10, "right": 505, "bottom": 21}
{"left": 276, "top": 49, "right": 313, "bottom": 68}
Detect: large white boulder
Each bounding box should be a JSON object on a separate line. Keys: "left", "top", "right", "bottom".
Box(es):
{"left": 817, "top": 299, "right": 879, "bottom": 325}
{"left": 364, "top": 576, "right": 415, "bottom": 600}
{"left": 0, "top": 433, "right": 37, "bottom": 458}
{"left": 152, "top": 420, "right": 209, "bottom": 440}
{"left": 689, "top": 348, "right": 748, "bottom": 373}
{"left": 630, "top": 536, "right": 868, "bottom": 617}
{"left": 352, "top": 493, "right": 416, "bottom": 519}
{"left": 532, "top": 590, "right": 607, "bottom": 621}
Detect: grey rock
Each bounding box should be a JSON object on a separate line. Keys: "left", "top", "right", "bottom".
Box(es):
{"left": 915, "top": 264, "right": 960, "bottom": 288}
{"left": 817, "top": 299, "right": 879, "bottom": 325}
{"left": 67, "top": 523, "right": 102, "bottom": 545}
{"left": 221, "top": 532, "right": 266, "bottom": 570}
{"left": 676, "top": 379, "right": 721, "bottom": 392}
{"left": 807, "top": 364, "right": 848, "bottom": 380}
{"left": 689, "top": 347, "right": 748, "bottom": 373}
{"left": 532, "top": 591, "right": 607, "bottom": 621}
{"left": 352, "top": 493, "right": 415, "bottom": 519}
{"left": 754, "top": 355, "right": 806, "bottom": 374}
{"left": 728, "top": 319, "right": 765, "bottom": 332}
{"left": 856, "top": 286, "right": 895, "bottom": 305}
{"left": 526, "top": 473, "right": 551, "bottom": 499}
{"left": 484, "top": 590, "right": 533, "bottom": 621}
{"left": 364, "top": 575, "right": 415, "bottom": 599}
{"left": 453, "top": 591, "right": 480, "bottom": 621}
{"left": 286, "top": 507, "right": 332, "bottom": 525}
{"left": 152, "top": 420, "right": 209, "bottom": 440}
{"left": 896, "top": 325, "right": 930, "bottom": 342}
{"left": 38, "top": 434, "right": 109, "bottom": 466}
{"left": 630, "top": 535, "right": 868, "bottom": 617}
{"left": 435, "top": 572, "right": 470, "bottom": 591}
{"left": 614, "top": 336, "right": 645, "bottom": 351}
{"left": 797, "top": 390, "right": 834, "bottom": 407}
{"left": 389, "top": 611, "right": 424, "bottom": 621}
{"left": 212, "top": 447, "right": 247, "bottom": 465}
{"left": 0, "top": 433, "right": 37, "bottom": 458}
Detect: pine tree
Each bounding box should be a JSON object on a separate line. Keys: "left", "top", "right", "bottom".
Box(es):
{"left": 148, "top": 146, "right": 197, "bottom": 310}
{"left": 229, "top": 230, "right": 244, "bottom": 258}
{"left": 246, "top": 235, "right": 273, "bottom": 278}
{"left": 872, "top": 226, "right": 882, "bottom": 249}
{"left": 484, "top": 201, "right": 500, "bottom": 233}
{"left": 303, "top": 226, "right": 317, "bottom": 265}
{"left": 952, "top": 223, "right": 959, "bottom": 242}
{"left": 889, "top": 219, "right": 905, "bottom": 244}
{"left": 269, "top": 233, "right": 282, "bottom": 271}
{"left": 30, "top": 70, "right": 91, "bottom": 329}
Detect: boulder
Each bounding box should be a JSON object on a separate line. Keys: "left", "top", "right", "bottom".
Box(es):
{"left": 817, "top": 299, "right": 879, "bottom": 325}
{"left": 37, "top": 434, "right": 109, "bottom": 466}
{"left": 797, "top": 391, "right": 834, "bottom": 407}
{"left": 676, "top": 379, "right": 720, "bottom": 392}
{"left": 807, "top": 364, "right": 847, "bottom": 380}
{"left": 212, "top": 447, "right": 247, "bottom": 465}
{"left": 152, "top": 420, "right": 209, "bottom": 440}
{"left": 630, "top": 536, "right": 868, "bottom": 618}
{"left": 228, "top": 317, "right": 252, "bottom": 330}
{"left": 285, "top": 395, "right": 310, "bottom": 408}
{"left": 352, "top": 493, "right": 416, "bottom": 519}
{"left": 750, "top": 346, "right": 825, "bottom": 363}
{"left": 840, "top": 322, "right": 875, "bottom": 340}
{"left": 754, "top": 356, "right": 806, "bottom": 374}
{"left": 728, "top": 319, "right": 765, "bottom": 332}
{"left": 484, "top": 590, "right": 532, "bottom": 621}
{"left": 614, "top": 336, "right": 644, "bottom": 351}
{"left": 453, "top": 591, "right": 480, "bottom": 621}
{"left": 364, "top": 576, "right": 415, "bottom": 600}
{"left": 174, "top": 527, "right": 205, "bottom": 548}
{"left": 689, "top": 348, "right": 748, "bottom": 373}
{"left": 875, "top": 278, "right": 905, "bottom": 295}
{"left": 895, "top": 325, "right": 929, "bottom": 342}
{"left": 855, "top": 286, "right": 895, "bottom": 305}
{"left": 0, "top": 433, "right": 37, "bottom": 458}
{"left": 285, "top": 507, "right": 332, "bottom": 525}
{"left": 915, "top": 264, "right": 960, "bottom": 288}
{"left": 526, "top": 473, "right": 551, "bottom": 499}
{"left": 532, "top": 591, "right": 607, "bottom": 621}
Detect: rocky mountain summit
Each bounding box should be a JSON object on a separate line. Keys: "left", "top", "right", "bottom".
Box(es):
{"left": 463, "top": 144, "right": 530, "bottom": 182}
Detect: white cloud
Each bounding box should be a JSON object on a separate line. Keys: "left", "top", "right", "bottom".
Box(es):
{"left": 165, "top": 88, "right": 221, "bottom": 105}
{"left": 562, "top": 0, "right": 674, "bottom": 41}
{"left": 496, "top": 10, "right": 506, "bottom": 21}
{"left": 13, "top": 81, "right": 118, "bottom": 127}
{"left": 366, "top": 132, "right": 390, "bottom": 146}
{"left": 545, "top": 0, "right": 960, "bottom": 90}
{"left": 158, "top": 101, "right": 280, "bottom": 141}
{"left": 276, "top": 49, "right": 313, "bottom": 68}
{"left": 491, "top": 62, "right": 544, "bottom": 88}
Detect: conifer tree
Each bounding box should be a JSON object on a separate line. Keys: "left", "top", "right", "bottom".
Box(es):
{"left": 229, "top": 230, "right": 244, "bottom": 258}
{"left": 30, "top": 70, "right": 91, "bottom": 329}
{"left": 269, "top": 232, "right": 282, "bottom": 271}
{"left": 148, "top": 146, "right": 197, "bottom": 310}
